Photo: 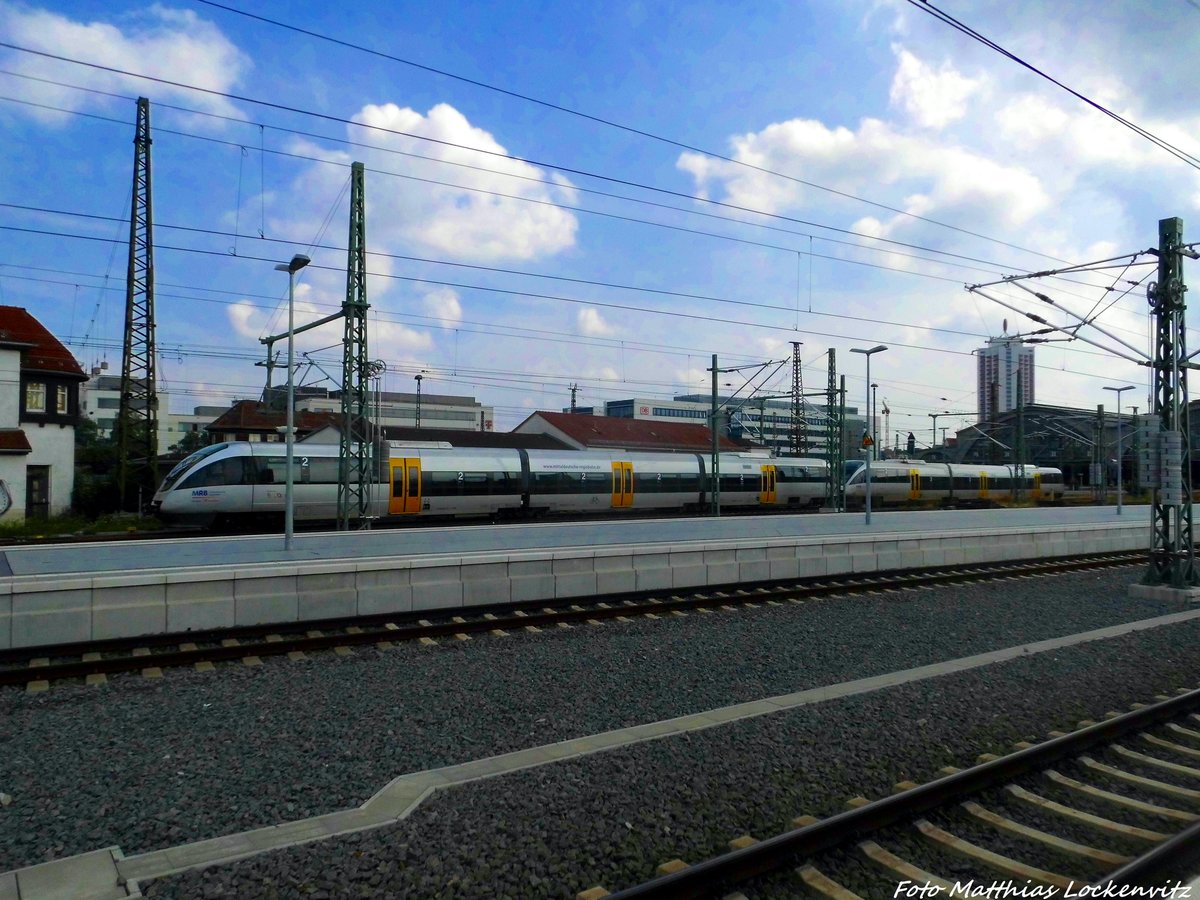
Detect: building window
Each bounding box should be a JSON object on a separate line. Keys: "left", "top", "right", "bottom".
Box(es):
{"left": 56, "top": 386, "right": 68, "bottom": 414}
{"left": 25, "top": 382, "right": 45, "bottom": 413}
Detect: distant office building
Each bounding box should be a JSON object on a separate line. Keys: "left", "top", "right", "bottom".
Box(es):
{"left": 588, "top": 395, "right": 864, "bottom": 461}
{"left": 81, "top": 373, "right": 224, "bottom": 452}
{"left": 263, "top": 387, "right": 494, "bottom": 433}
{"left": 977, "top": 336, "right": 1034, "bottom": 422}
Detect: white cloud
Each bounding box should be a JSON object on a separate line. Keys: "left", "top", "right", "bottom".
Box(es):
{"left": 226, "top": 283, "right": 340, "bottom": 348}
{"left": 421, "top": 288, "right": 463, "bottom": 327}
{"left": 889, "top": 47, "right": 981, "bottom": 129}
{"left": 372, "top": 319, "right": 433, "bottom": 353}
{"left": 0, "top": 4, "right": 250, "bottom": 122}
{"left": 577, "top": 307, "right": 615, "bottom": 337}
{"left": 678, "top": 113, "right": 1049, "bottom": 238}
{"left": 318, "top": 101, "right": 579, "bottom": 263}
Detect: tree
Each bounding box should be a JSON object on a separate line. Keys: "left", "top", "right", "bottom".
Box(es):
{"left": 73, "top": 417, "right": 121, "bottom": 517}
{"left": 170, "top": 430, "right": 207, "bottom": 456}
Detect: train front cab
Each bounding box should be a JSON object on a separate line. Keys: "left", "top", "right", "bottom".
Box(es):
{"left": 389, "top": 457, "right": 422, "bottom": 515}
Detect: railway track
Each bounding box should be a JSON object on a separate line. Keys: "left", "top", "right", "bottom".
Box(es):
{"left": 586, "top": 687, "right": 1200, "bottom": 899}
{"left": 1, "top": 550, "right": 1142, "bottom": 690}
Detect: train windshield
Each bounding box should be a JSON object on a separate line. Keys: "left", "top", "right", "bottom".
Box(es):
{"left": 158, "top": 443, "right": 229, "bottom": 493}
{"left": 846, "top": 466, "right": 866, "bottom": 486}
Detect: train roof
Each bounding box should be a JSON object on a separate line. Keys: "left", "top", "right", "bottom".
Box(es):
{"left": 379, "top": 426, "right": 569, "bottom": 450}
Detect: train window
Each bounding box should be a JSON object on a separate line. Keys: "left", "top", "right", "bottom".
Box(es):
{"left": 306, "top": 458, "right": 339, "bottom": 484}
{"left": 777, "top": 466, "right": 812, "bottom": 483}
{"left": 161, "top": 443, "right": 229, "bottom": 492}
{"left": 178, "top": 457, "right": 252, "bottom": 490}
{"left": 423, "top": 471, "right": 455, "bottom": 496}
{"left": 488, "top": 471, "right": 521, "bottom": 494}
{"left": 530, "top": 471, "right": 604, "bottom": 494}
{"left": 635, "top": 472, "right": 675, "bottom": 493}
{"left": 719, "top": 473, "right": 746, "bottom": 492}
{"left": 257, "top": 455, "right": 331, "bottom": 485}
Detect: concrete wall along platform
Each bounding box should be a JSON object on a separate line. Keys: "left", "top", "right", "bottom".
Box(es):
{"left": 0, "top": 521, "right": 1146, "bottom": 650}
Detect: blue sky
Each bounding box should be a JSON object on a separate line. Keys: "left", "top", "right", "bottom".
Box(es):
{"left": 2, "top": 1, "right": 1198, "bottom": 443}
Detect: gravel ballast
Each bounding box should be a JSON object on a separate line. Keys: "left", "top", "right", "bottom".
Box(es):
{"left": 0, "top": 566, "right": 1188, "bottom": 874}
{"left": 142, "top": 616, "right": 1200, "bottom": 899}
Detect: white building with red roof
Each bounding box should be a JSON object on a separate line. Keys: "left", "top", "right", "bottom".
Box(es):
{"left": 0, "top": 306, "right": 87, "bottom": 520}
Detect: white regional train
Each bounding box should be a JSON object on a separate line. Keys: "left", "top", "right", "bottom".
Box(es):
{"left": 152, "top": 441, "right": 833, "bottom": 528}
{"left": 844, "top": 460, "right": 1065, "bottom": 508}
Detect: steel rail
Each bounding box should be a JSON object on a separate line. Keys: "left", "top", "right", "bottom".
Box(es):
{"left": 605, "top": 689, "right": 1200, "bottom": 898}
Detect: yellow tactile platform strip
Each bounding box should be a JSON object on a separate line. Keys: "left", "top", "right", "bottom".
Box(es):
{"left": 6, "top": 606, "right": 1200, "bottom": 899}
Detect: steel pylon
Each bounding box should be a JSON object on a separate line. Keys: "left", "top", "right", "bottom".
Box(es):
{"left": 117, "top": 97, "right": 159, "bottom": 511}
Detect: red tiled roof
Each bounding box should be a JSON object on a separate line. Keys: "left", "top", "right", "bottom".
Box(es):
{"left": 518, "top": 411, "right": 745, "bottom": 452}
{"left": 0, "top": 307, "right": 86, "bottom": 378}
{"left": 206, "top": 400, "right": 341, "bottom": 434}
{"left": 0, "top": 429, "right": 32, "bottom": 453}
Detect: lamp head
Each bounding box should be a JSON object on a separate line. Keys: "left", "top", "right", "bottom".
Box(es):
{"left": 274, "top": 254, "right": 311, "bottom": 274}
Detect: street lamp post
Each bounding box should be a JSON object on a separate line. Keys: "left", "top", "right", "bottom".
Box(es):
{"left": 1103, "top": 384, "right": 1136, "bottom": 515}
{"left": 274, "top": 253, "right": 310, "bottom": 551}
{"left": 928, "top": 412, "right": 940, "bottom": 450}
{"left": 850, "top": 345, "right": 888, "bottom": 525}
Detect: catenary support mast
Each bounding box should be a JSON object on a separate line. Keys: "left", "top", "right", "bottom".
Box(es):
{"left": 117, "top": 97, "right": 159, "bottom": 511}
{"left": 791, "top": 341, "right": 806, "bottom": 454}
{"left": 1145, "top": 216, "right": 1198, "bottom": 587}
{"left": 826, "top": 349, "right": 840, "bottom": 509}
{"left": 337, "top": 162, "right": 372, "bottom": 530}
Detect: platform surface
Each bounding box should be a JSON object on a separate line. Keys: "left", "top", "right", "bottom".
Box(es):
{"left": 0, "top": 507, "right": 1134, "bottom": 579}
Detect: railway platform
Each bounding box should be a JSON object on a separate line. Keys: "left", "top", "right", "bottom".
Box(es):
{"left": 0, "top": 507, "right": 1149, "bottom": 650}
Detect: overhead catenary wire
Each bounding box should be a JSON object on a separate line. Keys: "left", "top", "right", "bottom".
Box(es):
{"left": 0, "top": 40, "right": 1088, "bottom": 272}
{"left": 0, "top": 44, "right": 1158, "bottom": 423}
{"left": 1, "top": 220, "right": 1153, "bottom": 351}
{"left": 1, "top": 75, "right": 1139, "bottom": 307}
{"left": 192, "top": 0, "right": 1078, "bottom": 265}
{"left": 907, "top": 0, "right": 1200, "bottom": 172}
{"left": 0, "top": 80, "right": 1104, "bottom": 288}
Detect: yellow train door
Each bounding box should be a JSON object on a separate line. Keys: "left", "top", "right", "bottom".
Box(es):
{"left": 1033, "top": 471, "right": 1042, "bottom": 499}
{"left": 388, "top": 457, "right": 422, "bottom": 515}
{"left": 909, "top": 469, "right": 921, "bottom": 501}
{"left": 759, "top": 465, "right": 777, "bottom": 504}
{"left": 610, "top": 461, "right": 633, "bottom": 508}
{"left": 979, "top": 472, "right": 989, "bottom": 501}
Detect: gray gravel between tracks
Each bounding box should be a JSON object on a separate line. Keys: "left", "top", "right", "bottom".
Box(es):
{"left": 0, "top": 567, "right": 1183, "bottom": 873}
{"left": 142, "top": 613, "right": 1200, "bottom": 900}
